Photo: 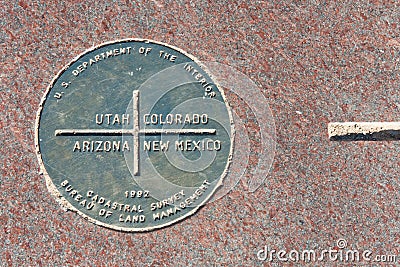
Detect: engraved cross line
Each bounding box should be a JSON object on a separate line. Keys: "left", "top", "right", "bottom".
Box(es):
{"left": 55, "top": 90, "right": 217, "bottom": 175}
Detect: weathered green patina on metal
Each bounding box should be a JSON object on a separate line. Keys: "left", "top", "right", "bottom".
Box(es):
{"left": 36, "top": 39, "right": 234, "bottom": 231}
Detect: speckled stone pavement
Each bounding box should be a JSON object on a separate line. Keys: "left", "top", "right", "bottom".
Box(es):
{"left": 1, "top": 1, "right": 399, "bottom": 266}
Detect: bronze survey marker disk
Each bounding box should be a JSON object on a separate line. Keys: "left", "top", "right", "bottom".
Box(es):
{"left": 35, "top": 39, "right": 234, "bottom": 231}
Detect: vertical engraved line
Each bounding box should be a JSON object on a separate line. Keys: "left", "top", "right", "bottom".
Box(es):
{"left": 133, "top": 90, "right": 140, "bottom": 176}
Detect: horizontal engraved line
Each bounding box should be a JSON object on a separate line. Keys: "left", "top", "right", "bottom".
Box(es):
{"left": 55, "top": 128, "right": 216, "bottom": 136}
{"left": 55, "top": 129, "right": 124, "bottom": 136}
{"left": 328, "top": 122, "right": 400, "bottom": 141}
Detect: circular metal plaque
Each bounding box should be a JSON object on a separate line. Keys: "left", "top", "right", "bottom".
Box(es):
{"left": 35, "top": 39, "right": 234, "bottom": 231}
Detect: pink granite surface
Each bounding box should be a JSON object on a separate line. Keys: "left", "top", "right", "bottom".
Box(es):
{"left": 1, "top": 1, "right": 399, "bottom": 266}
